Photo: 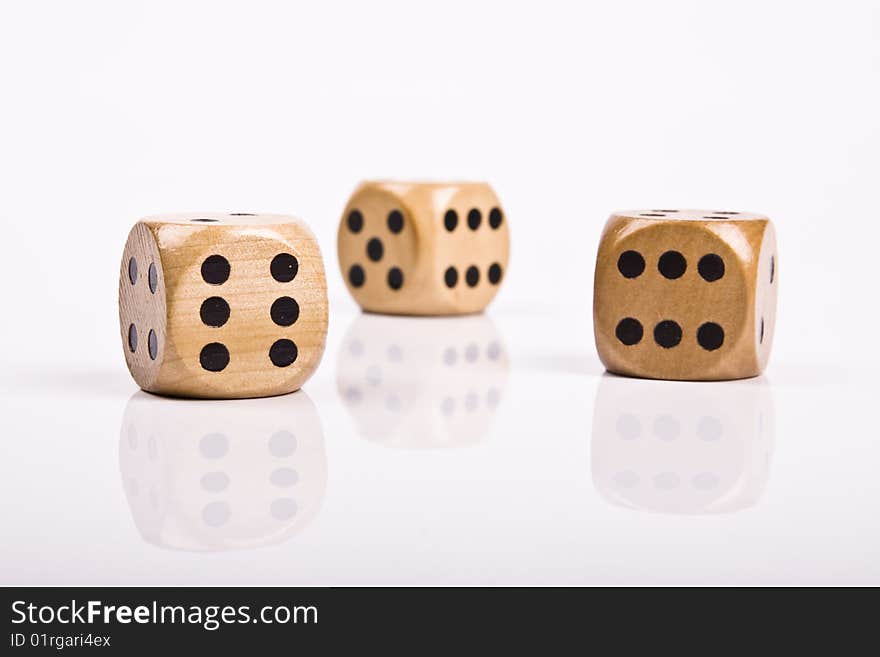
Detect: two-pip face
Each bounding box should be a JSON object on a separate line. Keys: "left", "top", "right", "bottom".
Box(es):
{"left": 594, "top": 209, "right": 777, "bottom": 381}
{"left": 337, "top": 181, "right": 510, "bottom": 315}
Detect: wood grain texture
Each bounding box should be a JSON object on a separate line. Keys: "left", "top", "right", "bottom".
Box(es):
{"left": 118, "top": 212, "right": 329, "bottom": 399}
{"left": 337, "top": 181, "right": 510, "bottom": 315}
{"left": 593, "top": 209, "right": 778, "bottom": 381}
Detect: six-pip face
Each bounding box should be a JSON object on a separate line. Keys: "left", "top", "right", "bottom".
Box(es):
{"left": 118, "top": 212, "right": 329, "bottom": 399}
{"left": 594, "top": 209, "right": 777, "bottom": 381}
{"left": 119, "top": 202, "right": 779, "bottom": 397}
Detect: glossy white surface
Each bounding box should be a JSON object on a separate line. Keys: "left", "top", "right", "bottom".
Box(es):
{"left": 1, "top": 0, "right": 879, "bottom": 585}
{"left": 1, "top": 305, "right": 878, "bottom": 585}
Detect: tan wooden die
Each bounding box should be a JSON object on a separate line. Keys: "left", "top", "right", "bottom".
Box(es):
{"left": 337, "top": 181, "right": 510, "bottom": 315}
{"left": 118, "top": 212, "right": 328, "bottom": 399}
{"left": 593, "top": 209, "right": 778, "bottom": 381}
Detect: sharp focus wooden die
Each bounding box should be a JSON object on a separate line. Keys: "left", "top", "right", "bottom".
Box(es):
{"left": 593, "top": 209, "right": 778, "bottom": 381}
{"left": 337, "top": 181, "right": 510, "bottom": 315}
{"left": 118, "top": 213, "right": 328, "bottom": 399}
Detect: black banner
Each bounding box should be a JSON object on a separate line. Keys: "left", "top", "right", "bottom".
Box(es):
{"left": 0, "top": 586, "right": 867, "bottom": 652}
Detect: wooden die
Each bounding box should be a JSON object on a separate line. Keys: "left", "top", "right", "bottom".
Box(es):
{"left": 593, "top": 209, "right": 778, "bottom": 381}
{"left": 118, "top": 212, "right": 328, "bottom": 399}
{"left": 337, "top": 181, "right": 510, "bottom": 315}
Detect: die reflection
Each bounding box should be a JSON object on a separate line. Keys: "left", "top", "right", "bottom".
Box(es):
{"left": 337, "top": 314, "right": 509, "bottom": 448}
{"left": 119, "top": 391, "right": 326, "bottom": 551}
{"left": 591, "top": 375, "right": 774, "bottom": 514}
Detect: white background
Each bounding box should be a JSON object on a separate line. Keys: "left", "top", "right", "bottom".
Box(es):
{"left": 1, "top": 0, "right": 878, "bottom": 585}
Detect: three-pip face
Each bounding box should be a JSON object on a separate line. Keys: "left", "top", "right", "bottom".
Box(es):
{"left": 118, "top": 212, "right": 328, "bottom": 399}
{"left": 337, "top": 181, "right": 510, "bottom": 315}
{"left": 593, "top": 209, "right": 778, "bottom": 381}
